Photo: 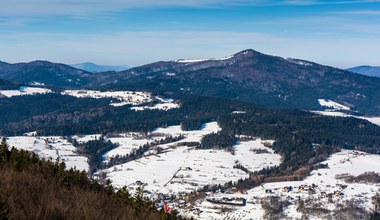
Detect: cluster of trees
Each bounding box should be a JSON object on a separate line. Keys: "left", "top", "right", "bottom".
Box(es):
{"left": 180, "top": 119, "right": 203, "bottom": 131}
{"left": 200, "top": 133, "right": 237, "bottom": 150}
{"left": 73, "top": 137, "right": 119, "bottom": 174}
{"left": 233, "top": 163, "right": 251, "bottom": 174}
{"left": 0, "top": 138, "right": 184, "bottom": 220}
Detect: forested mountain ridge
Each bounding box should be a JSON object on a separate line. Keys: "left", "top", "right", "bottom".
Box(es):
{"left": 2, "top": 49, "right": 380, "bottom": 115}
{"left": 0, "top": 60, "right": 92, "bottom": 88}
{"left": 93, "top": 49, "right": 380, "bottom": 115}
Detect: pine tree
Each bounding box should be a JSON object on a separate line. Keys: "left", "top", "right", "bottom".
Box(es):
{"left": 0, "top": 138, "right": 9, "bottom": 163}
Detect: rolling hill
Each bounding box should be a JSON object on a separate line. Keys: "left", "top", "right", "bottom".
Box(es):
{"left": 347, "top": 65, "right": 380, "bottom": 77}
{"left": 0, "top": 60, "right": 92, "bottom": 88}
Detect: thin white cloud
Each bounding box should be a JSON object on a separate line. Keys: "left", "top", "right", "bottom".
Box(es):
{"left": 283, "top": 0, "right": 380, "bottom": 5}
{"left": 333, "top": 10, "right": 380, "bottom": 15}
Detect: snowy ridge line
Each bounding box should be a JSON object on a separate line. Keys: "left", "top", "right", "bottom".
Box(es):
{"left": 176, "top": 55, "right": 233, "bottom": 63}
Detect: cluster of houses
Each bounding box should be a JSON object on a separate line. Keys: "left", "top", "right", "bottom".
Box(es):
{"left": 264, "top": 183, "right": 347, "bottom": 200}
{"left": 154, "top": 193, "right": 203, "bottom": 215}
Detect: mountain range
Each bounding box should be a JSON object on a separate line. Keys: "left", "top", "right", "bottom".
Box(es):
{"left": 94, "top": 49, "right": 380, "bottom": 115}
{"left": 346, "top": 65, "right": 380, "bottom": 77}
{"left": 1, "top": 49, "right": 380, "bottom": 115}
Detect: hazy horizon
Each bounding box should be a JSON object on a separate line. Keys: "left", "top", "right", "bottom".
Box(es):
{"left": 1, "top": 0, "right": 380, "bottom": 68}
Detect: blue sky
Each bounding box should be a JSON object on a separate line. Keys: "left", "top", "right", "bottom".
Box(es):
{"left": 0, "top": 0, "right": 379, "bottom": 68}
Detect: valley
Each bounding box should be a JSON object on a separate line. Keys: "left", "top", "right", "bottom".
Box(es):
{"left": 5, "top": 117, "right": 380, "bottom": 219}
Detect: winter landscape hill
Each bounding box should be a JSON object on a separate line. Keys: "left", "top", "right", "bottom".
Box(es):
{"left": 2, "top": 49, "right": 380, "bottom": 115}
{"left": 0, "top": 50, "right": 380, "bottom": 219}
{"left": 0, "top": 60, "right": 92, "bottom": 88}
{"left": 99, "top": 49, "right": 380, "bottom": 115}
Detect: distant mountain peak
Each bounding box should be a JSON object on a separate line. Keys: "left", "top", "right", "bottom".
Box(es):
{"left": 175, "top": 49, "right": 262, "bottom": 64}
{"left": 107, "top": 49, "right": 380, "bottom": 115}
{"left": 346, "top": 65, "right": 380, "bottom": 77}
{"left": 234, "top": 49, "right": 256, "bottom": 56}
{"left": 71, "top": 62, "right": 130, "bottom": 73}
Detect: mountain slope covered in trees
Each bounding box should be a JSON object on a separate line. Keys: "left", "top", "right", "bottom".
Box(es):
{"left": 0, "top": 60, "right": 92, "bottom": 88}
{"left": 2, "top": 49, "right": 380, "bottom": 115}
{"left": 0, "top": 139, "right": 183, "bottom": 220}
{"left": 94, "top": 50, "right": 380, "bottom": 115}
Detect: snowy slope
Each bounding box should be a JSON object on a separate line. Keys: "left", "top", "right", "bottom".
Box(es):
{"left": 7, "top": 136, "right": 89, "bottom": 172}
{"left": 318, "top": 99, "right": 350, "bottom": 111}
{"left": 62, "top": 90, "right": 152, "bottom": 105}
{"left": 0, "top": 86, "right": 52, "bottom": 97}
{"left": 103, "top": 122, "right": 282, "bottom": 201}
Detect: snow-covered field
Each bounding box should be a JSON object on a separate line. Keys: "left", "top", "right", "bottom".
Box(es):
{"left": 181, "top": 150, "right": 380, "bottom": 220}
{"left": 0, "top": 86, "right": 52, "bottom": 97}
{"left": 7, "top": 136, "right": 89, "bottom": 172}
{"left": 105, "top": 134, "right": 155, "bottom": 161}
{"left": 62, "top": 90, "right": 180, "bottom": 110}
{"left": 62, "top": 90, "right": 152, "bottom": 106}
{"left": 103, "top": 122, "right": 282, "bottom": 201}
{"left": 318, "top": 99, "right": 350, "bottom": 111}
{"left": 131, "top": 102, "right": 180, "bottom": 111}
{"left": 73, "top": 134, "right": 102, "bottom": 144}
{"left": 0, "top": 87, "right": 179, "bottom": 110}
{"left": 234, "top": 140, "right": 281, "bottom": 173}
